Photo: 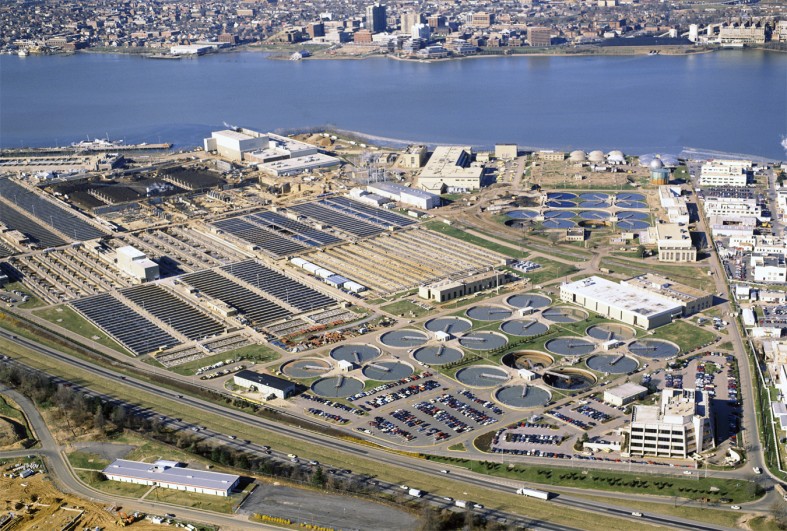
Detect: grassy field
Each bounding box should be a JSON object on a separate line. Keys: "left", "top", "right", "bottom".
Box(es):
{"left": 599, "top": 257, "right": 715, "bottom": 292}
{"left": 2, "top": 336, "right": 666, "bottom": 530}
{"left": 649, "top": 320, "right": 718, "bottom": 352}
{"left": 167, "top": 344, "right": 281, "bottom": 376}
{"left": 67, "top": 450, "right": 111, "bottom": 470}
{"left": 32, "top": 305, "right": 129, "bottom": 355}
{"left": 76, "top": 469, "right": 151, "bottom": 498}
{"left": 381, "top": 299, "right": 433, "bottom": 318}
{"left": 717, "top": 341, "right": 734, "bottom": 351}
{"left": 425, "top": 455, "right": 760, "bottom": 503}
{"left": 424, "top": 221, "right": 525, "bottom": 258}
{"left": 147, "top": 487, "right": 238, "bottom": 513}
{"left": 0, "top": 394, "right": 26, "bottom": 424}
{"left": 522, "top": 258, "right": 579, "bottom": 285}
{"left": 572, "top": 493, "right": 750, "bottom": 529}
{"left": 5, "top": 281, "right": 45, "bottom": 309}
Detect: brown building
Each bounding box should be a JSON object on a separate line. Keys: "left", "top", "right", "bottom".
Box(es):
{"left": 306, "top": 22, "right": 325, "bottom": 39}
{"left": 218, "top": 33, "right": 238, "bottom": 44}
{"left": 528, "top": 26, "right": 552, "bottom": 47}
{"left": 353, "top": 29, "right": 373, "bottom": 44}
{"left": 471, "top": 12, "right": 494, "bottom": 28}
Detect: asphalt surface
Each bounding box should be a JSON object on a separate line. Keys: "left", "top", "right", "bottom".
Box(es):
{"left": 0, "top": 330, "right": 743, "bottom": 531}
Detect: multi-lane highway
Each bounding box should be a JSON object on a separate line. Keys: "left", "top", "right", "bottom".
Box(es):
{"left": 0, "top": 328, "right": 745, "bottom": 531}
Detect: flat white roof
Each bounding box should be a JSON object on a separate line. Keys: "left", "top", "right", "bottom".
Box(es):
{"left": 259, "top": 153, "right": 340, "bottom": 173}
{"left": 562, "top": 276, "right": 682, "bottom": 318}
{"left": 102, "top": 459, "right": 239, "bottom": 491}
{"left": 213, "top": 129, "right": 254, "bottom": 141}
{"left": 368, "top": 181, "right": 438, "bottom": 200}
{"left": 117, "top": 245, "right": 146, "bottom": 259}
{"left": 605, "top": 382, "right": 648, "bottom": 399}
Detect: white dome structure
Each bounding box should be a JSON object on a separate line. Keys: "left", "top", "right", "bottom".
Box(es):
{"left": 649, "top": 158, "right": 664, "bottom": 170}
{"left": 588, "top": 150, "right": 605, "bottom": 163}
{"left": 607, "top": 150, "right": 625, "bottom": 165}
{"left": 569, "top": 150, "right": 587, "bottom": 163}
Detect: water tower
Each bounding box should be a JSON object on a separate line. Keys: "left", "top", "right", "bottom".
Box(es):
{"left": 649, "top": 158, "right": 670, "bottom": 185}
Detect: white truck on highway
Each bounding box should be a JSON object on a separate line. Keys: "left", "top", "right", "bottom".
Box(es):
{"left": 455, "top": 500, "right": 468, "bottom": 508}
{"left": 516, "top": 487, "right": 552, "bottom": 500}
{"left": 408, "top": 488, "right": 423, "bottom": 498}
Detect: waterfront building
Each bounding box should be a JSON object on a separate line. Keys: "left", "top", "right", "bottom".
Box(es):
{"left": 699, "top": 160, "right": 751, "bottom": 187}
{"left": 418, "top": 146, "right": 484, "bottom": 192}
{"left": 528, "top": 26, "right": 552, "bottom": 46}
{"left": 365, "top": 3, "right": 387, "bottom": 34}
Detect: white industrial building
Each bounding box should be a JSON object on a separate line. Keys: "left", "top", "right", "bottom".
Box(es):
{"left": 651, "top": 223, "right": 697, "bottom": 263}
{"left": 234, "top": 370, "right": 297, "bottom": 399}
{"left": 703, "top": 198, "right": 762, "bottom": 220}
{"left": 751, "top": 254, "right": 787, "bottom": 283}
{"left": 366, "top": 182, "right": 440, "bottom": 209}
{"left": 115, "top": 246, "right": 159, "bottom": 282}
{"left": 628, "top": 388, "right": 714, "bottom": 459}
{"left": 204, "top": 128, "right": 340, "bottom": 173}
{"left": 418, "top": 146, "right": 484, "bottom": 192}
{"left": 708, "top": 215, "right": 757, "bottom": 238}
{"left": 658, "top": 186, "right": 690, "bottom": 224}
{"left": 699, "top": 160, "right": 751, "bottom": 187}
{"left": 560, "top": 276, "right": 683, "bottom": 329}
{"left": 603, "top": 382, "right": 649, "bottom": 407}
{"left": 102, "top": 459, "right": 239, "bottom": 496}
{"left": 203, "top": 129, "right": 268, "bottom": 161}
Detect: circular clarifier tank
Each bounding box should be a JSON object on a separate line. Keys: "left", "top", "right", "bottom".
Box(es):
{"left": 424, "top": 316, "right": 473, "bottom": 335}
{"left": 580, "top": 192, "right": 610, "bottom": 202}
{"left": 502, "top": 350, "right": 554, "bottom": 371}
{"left": 466, "top": 305, "right": 513, "bottom": 321}
{"left": 579, "top": 210, "right": 610, "bottom": 220}
{"left": 546, "top": 337, "right": 595, "bottom": 356}
{"left": 330, "top": 344, "right": 381, "bottom": 364}
{"left": 547, "top": 192, "right": 577, "bottom": 201}
{"left": 500, "top": 319, "right": 549, "bottom": 337}
{"left": 506, "top": 293, "right": 551, "bottom": 309}
{"left": 616, "top": 211, "right": 650, "bottom": 230}
{"left": 379, "top": 329, "right": 429, "bottom": 348}
{"left": 579, "top": 201, "right": 610, "bottom": 209}
{"left": 507, "top": 209, "right": 539, "bottom": 219}
{"left": 586, "top": 354, "right": 639, "bottom": 374}
{"left": 543, "top": 367, "right": 597, "bottom": 390}
{"left": 281, "top": 358, "right": 333, "bottom": 379}
{"left": 586, "top": 323, "right": 636, "bottom": 341}
{"left": 616, "top": 192, "right": 645, "bottom": 202}
{"left": 542, "top": 307, "right": 588, "bottom": 323}
{"left": 544, "top": 219, "right": 576, "bottom": 229}
{"left": 413, "top": 345, "right": 464, "bottom": 365}
{"left": 496, "top": 385, "right": 551, "bottom": 409}
{"left": 544, "top": 210, "right": 574, "bottom": 219}
{"left": 362, "top": 360, "right": 414, "bottom": 381}
{"left": 458, "top": 331, "right": 509, "bottom": 351}
{"left": 628, "top": 339, "right": 680, "bottom": 359}
{"left": 311, "top": 376, "right": 364, "bottom": 398}
{"left": 455, "top": 365, "right": 510, "bottom": 387}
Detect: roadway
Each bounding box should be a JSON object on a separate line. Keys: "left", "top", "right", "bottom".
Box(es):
{"left": 0, "top": 329, "right": 742, "bottom": 531}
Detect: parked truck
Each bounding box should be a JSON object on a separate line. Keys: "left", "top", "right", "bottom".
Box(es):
{"left": 408, "top": 488, "right": 423, "bottom": 498}
{"left": 455, "top": 500, "right": 469, "bottom": 508}
{"left": 516, "top": 487, "right": 552, "bottom": 500}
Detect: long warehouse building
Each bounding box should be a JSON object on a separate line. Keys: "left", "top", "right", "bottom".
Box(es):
{"left": 560, "top": 276, "right": 683, "bottom": 329}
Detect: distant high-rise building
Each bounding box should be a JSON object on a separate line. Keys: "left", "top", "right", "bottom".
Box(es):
{"left": 412, "top": 23, "right": 430, "bottom": 41}
{"left": 365, "top": 3, "right": 387, "bottom": 34}
{"left": 307, "top": 22, "right": 325, "bottom": 39}
{"left": 401, "top": 11, "right": 422, "bottom": 33}
{"left": 427, "top": 15, "right": 446, "bottom": 30}
{"left": 470, "top": 12, "right": 494, "bottom": 28}
{"left": 527, "top": 26, "right": 552, "bottom": 47}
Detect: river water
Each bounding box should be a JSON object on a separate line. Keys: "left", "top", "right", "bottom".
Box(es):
{"left": 1, "top": 50, "right": 785, "bottom": 159}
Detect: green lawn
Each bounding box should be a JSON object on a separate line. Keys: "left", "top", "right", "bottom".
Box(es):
{"left": 424, "top": 455, "right": 761, "bottom": 503}
{"left": 522, "top": 258, "right": 580, "bottom": 285}
{"left": 32, "top": 304, "right": 130, "bottom": 355}
{"left": 717, "top": 341, "right": 734, "bottom": 351}
{"left": 76, "top": 469, "right": 151, "bottom": 498}
{"left": 167, "top": 344, "right": 280, "bottom": 376}
{"left": 424, "top": 221, "right": 526, "bottom": 258}
{"left": 147, "top": 487, "right": 237, "bottom": 513}
{"left": 67, "top": 450, "right": 112, "bottom": 470}
{"left": 599, "top": 257, "right": 715, "bottom": 292}
{"left": 0, "top": 394, "right": 26, "bottom": 424}
{"left": 6, "top": 281, "right": 45, "bottom": 309}
{"left": 381, "top": 299, "right": 432, "bottom": 318}
{"left": 649, "top": 320, "right": 718, "bottom": 353}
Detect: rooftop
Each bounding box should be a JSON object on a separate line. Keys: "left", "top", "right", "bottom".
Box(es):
{"left": 236, "top": 369, "right": 296, "bottom": 392}
{"left": 605, "top": 382, "right": 648, "bottom": 399}
{"left": 562, "top": 276, "right": 682, "bottom": 317}
{"left": 102, "top": 459, "right": 239, "bottom": 491}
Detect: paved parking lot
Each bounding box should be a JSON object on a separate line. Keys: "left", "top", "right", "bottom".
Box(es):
{"left": 547, "top": 399, "right": 621, "bottom": 431}
{"left": 490, "top": 422, "right": 572, "bottom": 455}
